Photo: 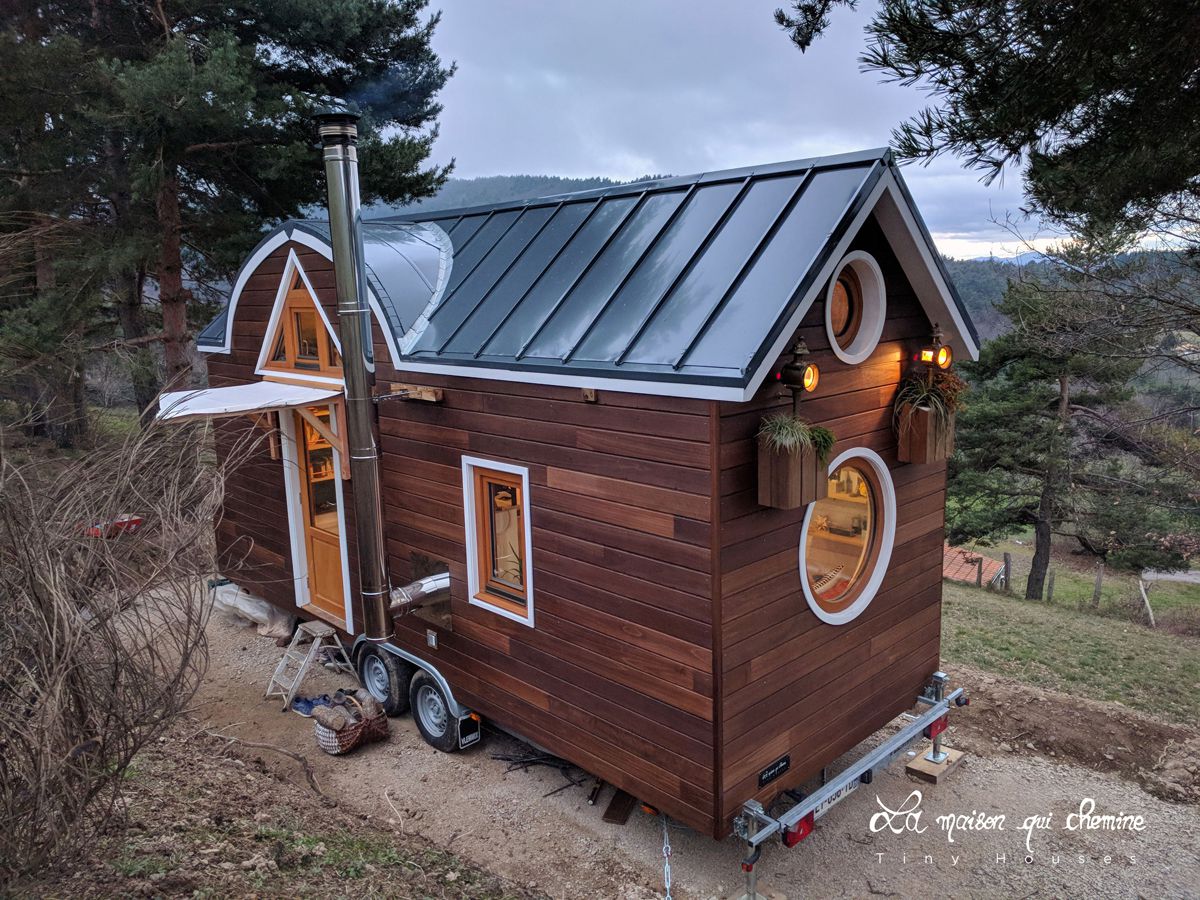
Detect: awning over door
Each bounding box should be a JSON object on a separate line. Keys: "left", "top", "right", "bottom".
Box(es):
{"left": 157, "top": 381, "right": 341, "bottom": 421}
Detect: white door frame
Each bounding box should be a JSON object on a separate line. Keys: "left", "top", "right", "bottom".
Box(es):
{"left": 278, "top": 403, "right": 354, "bottom": 632}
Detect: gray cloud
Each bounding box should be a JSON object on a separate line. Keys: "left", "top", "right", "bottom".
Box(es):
{"left": 424, "top": 1, "right": 1045, "bottom": 256}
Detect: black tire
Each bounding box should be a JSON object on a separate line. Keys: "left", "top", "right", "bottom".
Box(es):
{"left": 356, "top": 646, "right": 413, "bottom": 717}
{"left": 409, "top": 670, "right": 460, "bottom": 752}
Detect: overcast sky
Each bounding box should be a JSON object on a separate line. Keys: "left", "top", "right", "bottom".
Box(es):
{"left": 421, "top": 0, "right": 1055, "bottom": 259}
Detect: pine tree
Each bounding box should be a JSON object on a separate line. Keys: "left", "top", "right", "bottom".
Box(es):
{"left": 775, "top": 0, "right": 1200, "bottom": 230}
{"left": 950, "top": 269, "right": 1196, "bottom": 597}
{"left": 1, "top": 0, "right": 452, "bottom": 430}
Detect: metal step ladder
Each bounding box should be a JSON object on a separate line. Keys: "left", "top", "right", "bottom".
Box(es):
{"left": 265, "top": 620, "right": 356, "bottom": 712}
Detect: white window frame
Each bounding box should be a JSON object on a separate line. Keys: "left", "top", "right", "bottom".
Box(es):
{"left": 797, "top": 446, "right": 897, "bottom": 625}
{"left": 255, "top": 249, "right": 345, "bottom": 388}
{"left": 825, "top": 250, "right": 887, "bottom": 365}
{"left": 461, "top": 455, "right": 535, "bottom": 627}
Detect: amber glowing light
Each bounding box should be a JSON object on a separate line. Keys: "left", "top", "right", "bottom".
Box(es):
{"left": 802, "top": 363, "right": 820, "bottom": 392}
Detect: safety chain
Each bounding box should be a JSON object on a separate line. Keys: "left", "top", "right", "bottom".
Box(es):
{"left": 661, "top": 814, "right": 673, "bottom": 900}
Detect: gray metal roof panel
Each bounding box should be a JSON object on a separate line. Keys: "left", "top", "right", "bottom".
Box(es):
{"left": 400, "top": 155, "right": 886, "bottom": 384}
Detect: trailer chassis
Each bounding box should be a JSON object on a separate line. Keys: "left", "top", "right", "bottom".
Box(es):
{"left": 731, "top": 672, "right": 967, "bottom": 899}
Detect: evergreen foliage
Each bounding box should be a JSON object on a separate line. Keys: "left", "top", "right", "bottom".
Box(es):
{"left": 775, "top": 0, "right": 1200, "bottom": 230}
{"left": 0, "top": 0, "right": 452, "bottom": 440}
{"left": 949, "top": 268, "right": 1198, "bottom": 596}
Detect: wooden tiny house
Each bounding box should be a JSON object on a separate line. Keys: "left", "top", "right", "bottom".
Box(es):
{"left": 163, "top": 145, "right": 980, "bottom": 839}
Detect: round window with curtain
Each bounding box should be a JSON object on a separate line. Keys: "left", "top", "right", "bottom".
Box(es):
{"left": 829, "top": 267, "right": 863, "bottom": 350}
{"left": 803, "top": 461, "right": 883, "bottom": 614}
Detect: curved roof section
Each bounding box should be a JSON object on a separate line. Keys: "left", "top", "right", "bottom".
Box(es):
{"left": 196, "top": 219, "right": 448, "bottom": 353}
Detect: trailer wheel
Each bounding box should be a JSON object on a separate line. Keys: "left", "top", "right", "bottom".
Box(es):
{"left": 409, "top": 671, "right": 460, "bottom": 752}
{"left": 356, "top": 646, "right": 413, "bottom": 717}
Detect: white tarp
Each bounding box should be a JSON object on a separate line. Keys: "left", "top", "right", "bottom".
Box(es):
{"left": 157, "top": 381, "right": 341, "bottom": 420}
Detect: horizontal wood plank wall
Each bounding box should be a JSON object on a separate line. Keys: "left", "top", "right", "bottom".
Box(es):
{"left": 715, "top": 215, "right": 945, "bottom": 830}
{"left": 370, "top": 358, "right": 719, "bottom": 834}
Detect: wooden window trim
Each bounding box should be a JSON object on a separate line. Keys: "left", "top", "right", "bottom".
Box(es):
{"left": 263, "top": 286, "right": 343, "bottom": 379}
{"left": 462, "top": 457, "right": 534, "bottom": 626}
{"left": 805, "top": 460, "right": 884, "bottom": 615}
{"left": 830, "top": 266, "right": 864, "bottom": 349}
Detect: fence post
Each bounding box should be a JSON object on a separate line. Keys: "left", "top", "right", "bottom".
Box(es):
{"left": 1092, "top": 562, "right": 1104, "bottom": 608}
{"left": 1002, "top": 552, "right": 1012, "bottom": 593}
{"left": 975, "top": 557, "right": 983, "bottom": 588}
{"left": 1046, "top": 569, "right": 1056, "bottom": 603}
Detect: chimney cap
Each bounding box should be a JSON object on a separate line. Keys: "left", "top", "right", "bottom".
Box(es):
{"left": 314, "top": 101, "right": 362, "bottom": 143}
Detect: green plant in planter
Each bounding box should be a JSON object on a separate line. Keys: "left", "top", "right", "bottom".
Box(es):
{"left": 757, "top": 413, "right": 836, "bottom": 460}
{"left": 757, "top": 413, "right": 836, "bottom": 509}
{"left": 894, "top": 368, "right": 968, "bottom": 462}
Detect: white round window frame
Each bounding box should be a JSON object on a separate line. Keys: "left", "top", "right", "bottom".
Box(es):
{"left": 798, "top": 446, "right": 897, "bottom": 625}
{"left": 825, "top": 250, "right": 886, "bottom": 365}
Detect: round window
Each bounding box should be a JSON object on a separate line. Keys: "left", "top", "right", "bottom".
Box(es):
{"left": 829, "top": 268, "right": 863, "bottom": 349}
{"left": 799, "top": 448, "right": 896, "bottom": 624}
{"left": 824, "top": 251, "right": 886, "bottom": 365}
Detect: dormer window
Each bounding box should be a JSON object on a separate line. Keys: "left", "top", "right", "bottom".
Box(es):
{"left": 264, "top": 272, "right": 343, "bottom": 377}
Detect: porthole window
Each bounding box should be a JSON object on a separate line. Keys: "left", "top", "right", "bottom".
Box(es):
{"left": 799, "top": 448, "right": 896, "bottom": 625}
{"left": 824, "top": 251, "right": 886, "bottom": 365}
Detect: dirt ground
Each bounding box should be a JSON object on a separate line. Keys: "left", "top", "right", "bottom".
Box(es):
{"left": 199, "top": 612, "right": 1200, "bottom": 900}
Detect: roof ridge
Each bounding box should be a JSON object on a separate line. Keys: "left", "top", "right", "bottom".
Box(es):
{"left": 373, "top": 148, "right": 892, "bottom": 223}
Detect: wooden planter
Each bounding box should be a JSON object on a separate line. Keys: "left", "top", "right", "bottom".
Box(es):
{"left": 897, "top": 405, "right": 955, "bottom": 464}
{"left": 757, "top": 436, "right": 829, "bottom": 510}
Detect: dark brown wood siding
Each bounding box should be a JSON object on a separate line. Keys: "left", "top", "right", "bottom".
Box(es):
{"left": 714, "top": 214, "right": 945, "bottom": 830}
{"left": 371, "top": 365, "right": 719, "bottom": 834}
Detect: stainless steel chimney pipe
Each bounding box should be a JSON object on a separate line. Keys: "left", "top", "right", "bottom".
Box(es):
{"left": 315, "top": 107, "right": 391, "bottom": 642}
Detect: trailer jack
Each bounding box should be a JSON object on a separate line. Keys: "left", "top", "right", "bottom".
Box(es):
{"left": 731, "top": 673, "right": 967, "bottom": 896}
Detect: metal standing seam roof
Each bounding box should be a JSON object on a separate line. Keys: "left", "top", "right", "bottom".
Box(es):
{"left": 199, "top": 148, "right": 980, "bottom": 395}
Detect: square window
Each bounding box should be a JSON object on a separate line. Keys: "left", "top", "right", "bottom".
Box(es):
{"left": 462, "top": 457, "right": 533, "bottom": 626}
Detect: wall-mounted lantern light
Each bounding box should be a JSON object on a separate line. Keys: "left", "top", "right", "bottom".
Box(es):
{"left": 918, "top": 324, "right": 953, "bottom": 369}
{"left": 780, "top": 337, "right": 820, "bottom": 395}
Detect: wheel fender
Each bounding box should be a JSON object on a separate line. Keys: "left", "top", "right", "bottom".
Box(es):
{"left": 350, "top": 637, "right": 468, "bottom": 719}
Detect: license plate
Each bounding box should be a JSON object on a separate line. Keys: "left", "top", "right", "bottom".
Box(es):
{"left": 813, "top": 778, "right": 859, "bottom": 820}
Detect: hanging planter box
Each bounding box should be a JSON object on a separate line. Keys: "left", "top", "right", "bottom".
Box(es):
{"left": 896, "top": 405, "right": 955, "bottom": 464}
{"left": 757, "top": 435, "right": 829, "bottom": 510}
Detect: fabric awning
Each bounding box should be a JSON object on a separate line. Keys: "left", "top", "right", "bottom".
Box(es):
{"left": 157, "top": 381, "right": 341, "bottom": 421}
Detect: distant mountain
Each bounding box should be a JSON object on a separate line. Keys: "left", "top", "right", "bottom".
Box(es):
{"left": 967, "top": 250, "right": 1048, "bottom": 266}
{"left": 375, "top": 174, "right": 1044, "bottom": 341}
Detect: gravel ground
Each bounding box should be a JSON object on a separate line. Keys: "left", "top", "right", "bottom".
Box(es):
{"left": 200, "top": 612, "right": 1200, "bottom": 899}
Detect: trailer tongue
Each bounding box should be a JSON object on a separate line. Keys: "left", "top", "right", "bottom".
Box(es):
{"left": 732, "top": 672, "right": 968, "bottom": 899}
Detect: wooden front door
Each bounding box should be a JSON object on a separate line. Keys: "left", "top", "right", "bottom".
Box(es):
{"left": 294, "top": 407, "right": 346, "bottom": 624}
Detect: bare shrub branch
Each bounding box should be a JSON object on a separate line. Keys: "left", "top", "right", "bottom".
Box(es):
{"left": 0, "top": 413, "right": 260, "bottom": 884}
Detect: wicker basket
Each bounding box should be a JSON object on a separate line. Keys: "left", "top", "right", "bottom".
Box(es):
{"left": 314, "top": 697, "right": 389, "bottom": 756}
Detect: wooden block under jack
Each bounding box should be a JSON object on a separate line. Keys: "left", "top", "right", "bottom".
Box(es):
{"left": 906, "top": 746, "right": 966, "bottom": 784}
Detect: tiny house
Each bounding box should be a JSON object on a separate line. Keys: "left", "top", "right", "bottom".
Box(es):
{"left": 162, "top": 115, "right": 979, "bottom": 840}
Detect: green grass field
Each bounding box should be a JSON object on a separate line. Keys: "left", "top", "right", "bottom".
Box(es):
{"left": 963, "top": 530, "right": 1200, "bottom": 619}
{"left": 941, "top": 580, "right": 1200, "bottom": 726}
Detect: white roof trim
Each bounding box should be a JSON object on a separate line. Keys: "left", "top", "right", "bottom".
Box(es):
{"left": 742, "top": 171, "right": 980, "bottom": 402}
{"left": 200, "top": 225, "right": 405, "bottom": 369}
{"left": 157, "top": 382, "right": 341, "bottom": 420}
{"left": 398, "top": 222, "right": 454, "bottom": 355}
